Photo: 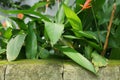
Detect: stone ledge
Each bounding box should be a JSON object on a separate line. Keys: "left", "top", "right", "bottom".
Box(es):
{"left": 0, "top": 59, "right": 120, "bottom": 80}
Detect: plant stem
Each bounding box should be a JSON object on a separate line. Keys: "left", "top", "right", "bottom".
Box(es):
{"left": 77, "top": 9, "right": 83, "bottom": 15}
{"left": 91, "top": 7, "right": 102, "bottom": 47}
{"left": 101, "top": 3, "right": 116, "bottom": 56}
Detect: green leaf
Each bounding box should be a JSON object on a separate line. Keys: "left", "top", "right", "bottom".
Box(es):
{"left": 30, "top": 2, "right": 47, "bottom": 11}
{"left": 63, "top": 4, "right": 82, "bottom": 31}
{"left": 84, "top": 45, "right": 93, "bottom": 60}
{"left": 10, "top": 17, "right": 27, "bottom": 30}
{"left": 6, "top": 34, "right": 26, "bottom": 61}
{"left": 38, "top": 47, "right": 50, "bottom": 59}
{"left": 75, "top": 30, "right": 97, "bottom": 40}
{"left": 85, "top": 40, "right": 102, "bottom": 51}
{"left": 44, "top": 21, "right": 64, "bottom": 46}
{"left": 91, "top": 51, "right": 108, "bottom": 72}
{"left": 26, "top": 22, "right": 37, "bottom": 59}
{"left": 57, "top": 46, "right": 96, "bottom": 74}
{"left": 3, "top": 27, "right": 12, "bottom": 39}
{"left": 0, "top": 8, "right": 50, "bottom": 22}
{"left": 0, "top": 47, "right": 6, "bottom": 54}
{"left": 63, "top": 35, "right": 80, "bottom": 39}
{"left": 55, "top": 0, "right": 69, "bottom": 23}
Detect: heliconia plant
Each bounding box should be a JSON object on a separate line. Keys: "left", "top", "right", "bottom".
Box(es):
{"left": 1, "top": 0, "right": 120, "bottom": 74}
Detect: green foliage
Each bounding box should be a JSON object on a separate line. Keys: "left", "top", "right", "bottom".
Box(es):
{"left": 0, "top": 0, "right": 120, "bottom": 74}
{"left": 44, "top": 21, "right": 64, "bottom": 46}
{"left": 6, "top": 33, "right": 26, "bottom": 61}
{"left": 0, "top": 47, "right": 6, "bottom": 54}
{"left": 26, "top": 22, "right": 37, "bottom": 59}
{"left": 57, "top": 46, "right": 96, "bottom": 74}
{"left": 63, "top": 4, "right": 82, "bottom": 32}
{"left": 91, "top": 51, "right": 108, "bottom": 72}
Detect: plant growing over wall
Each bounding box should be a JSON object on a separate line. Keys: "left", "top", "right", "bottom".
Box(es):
{"left": 0, "top": 0, "right": 120, "bottom": 74}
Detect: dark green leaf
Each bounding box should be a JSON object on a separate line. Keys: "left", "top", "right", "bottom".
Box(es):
{"left": 38, "top": 47, "right": 50, "bottom": 59}
{"left": 85, "top": 40, "right": 102, "bottom": 51}
{"left": 0, "top": 47, "right": 6, "bottom": 54}
{"left": 10, "top": 17, "right": 27, "bottom": 30}
{"left": 84, "top": 45, "right": 93, "bottom": 60}
{"left": 26, "top": 22, "right": 37, "bottom": 59}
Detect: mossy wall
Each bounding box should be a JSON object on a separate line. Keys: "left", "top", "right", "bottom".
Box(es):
{"left": 0, "top": 59, "right": 120, "bottom": 80}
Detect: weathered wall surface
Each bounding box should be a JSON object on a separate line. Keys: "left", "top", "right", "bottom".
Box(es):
{"left": 0, "top": 59, "right": 120, "bottom": 80}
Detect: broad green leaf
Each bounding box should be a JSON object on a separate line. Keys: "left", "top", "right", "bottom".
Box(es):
{"left": 44, "top": 21, "right": 64, "bottom": 45}
{"left": 26, "top": 22, "right": 37, "bottom": 59}
{"left": 91, "top": 51, "right": 108, "bottom": 72}
{"left": 6, "top": 34, "right": 26, "bottom": 61}
{"left": 10, "top": 17, "right": 27, "bottom": 30}
{"left": 63, "top": 4, "right": 82, "bottom": 31}
{"left": 57, "top": 46, "right": 96, "bottom": 74}
{"left": 55, "top": 0, "right": 69, "bottom": 23}
{"left": 30, "top": 2, "right": 47, "bottom": 11}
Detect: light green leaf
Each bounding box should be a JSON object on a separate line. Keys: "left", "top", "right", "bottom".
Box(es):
{"left": 77, "top": 31, "right": 97, "bottom": 40}
{"left": 58, "top": 46, "right": 96, "bottom": 74}
{"left": 63, "top": 35, "right": 80, "bottom": 39}
{"left": 91, "top": 51, "right": 108, "bottom": 72}
{"left": 6, "top": 34, "right": 26, "bottom": 61}
{"left": 26, "top": 22, "right": 37, "bottom": 59}
{"left": 44, "top": 21, "right": 64, "bottom": 45}
{"left": 55, "top": 0, "right": 69, "bottom": 23}
{"left": 63, "top": 4, "right": 82, "bottom": 31}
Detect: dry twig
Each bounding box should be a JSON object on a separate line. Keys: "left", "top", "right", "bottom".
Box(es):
{"left": 101, "top": 3, "right": 116, "bottom": 56}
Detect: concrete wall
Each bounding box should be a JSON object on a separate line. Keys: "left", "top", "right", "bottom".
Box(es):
{"left": 0, "top": 59, "right": 120, "bottom": 80}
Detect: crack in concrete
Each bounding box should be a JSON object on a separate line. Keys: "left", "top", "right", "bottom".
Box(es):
{"left": 61, "top": 60, "right": 64, "bottom": 80}
{"left": 3, "top": 65, "right": 7, "bottom": 80}
{"left": 119, "top": 66, "right": 120, "bottom": 79}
